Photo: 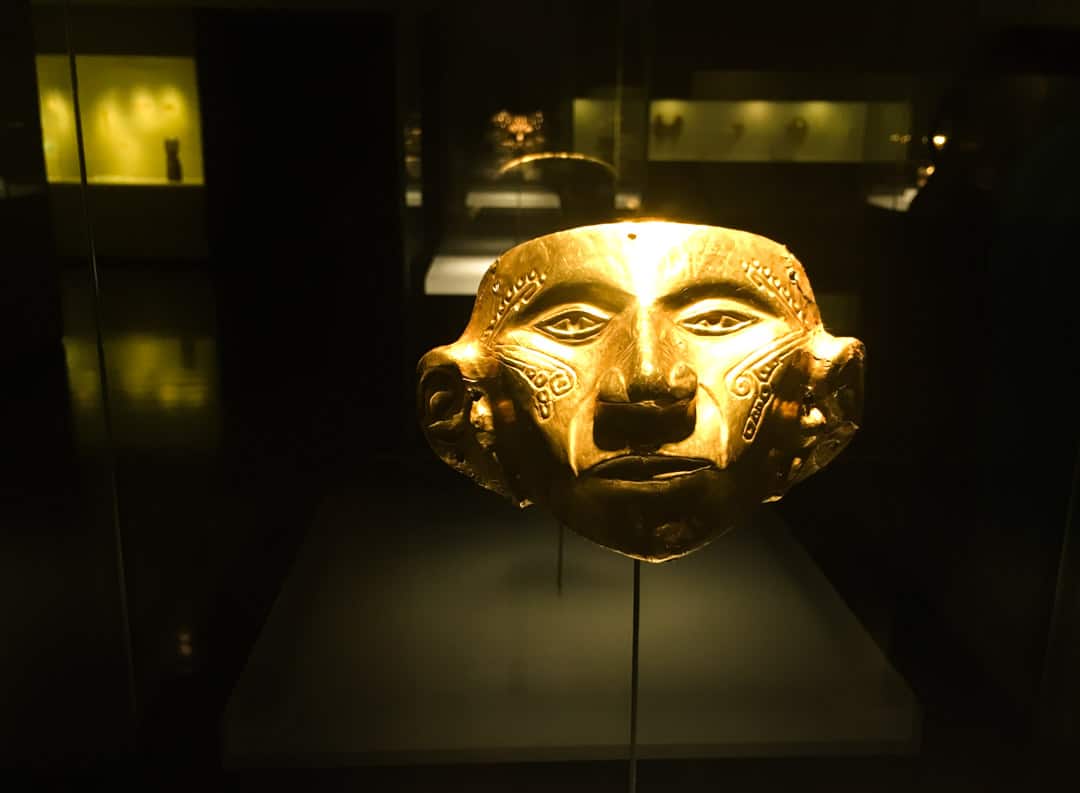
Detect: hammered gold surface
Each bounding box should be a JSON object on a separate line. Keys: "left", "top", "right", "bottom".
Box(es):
{"left": 419, "top": 221, "right": 864, "bottom": 562}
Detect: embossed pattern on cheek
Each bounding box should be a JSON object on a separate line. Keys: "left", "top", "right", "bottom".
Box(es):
{"left": 493, "top": 344, "right": 577, "bottom": 421}
{"left": 725, "top": 331, "right": 807, "bottom": 442}
{"left": 716, "top": 256, "right": 817, "bottom": 442}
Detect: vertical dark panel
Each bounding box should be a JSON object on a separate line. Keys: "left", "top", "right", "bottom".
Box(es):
{"left": 0, "top": 0, "right": 59, "bottom": 359}
{"left": 0, "top": 0, "right": 134, "bottom": 767}
{"left": 198, "top": 9, "right": 403, "bottom": 457}
{"left": 128, "top": 6, "right": 404, "bottom": 766}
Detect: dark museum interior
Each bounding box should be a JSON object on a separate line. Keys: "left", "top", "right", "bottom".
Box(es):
{"left": 1, "top": 0, "right": 1079, "bottom": 790}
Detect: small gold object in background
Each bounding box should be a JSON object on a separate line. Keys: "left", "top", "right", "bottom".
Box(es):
{"left": 491, "top": 109, "right": 546, "bottom": 152}
{"left": 652, "top": 114, "right": 684, "bottom": 142}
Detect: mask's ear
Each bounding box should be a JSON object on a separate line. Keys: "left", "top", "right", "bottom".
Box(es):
{"left": 784, "top": 334, "right": 865, "bottom": 488}
{"left": 417, "top": 345, "right": 514, "bottom": 499}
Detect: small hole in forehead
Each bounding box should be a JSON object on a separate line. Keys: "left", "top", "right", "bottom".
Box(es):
{"left": 627, "top": 232, "right": 637, "bottom": 240}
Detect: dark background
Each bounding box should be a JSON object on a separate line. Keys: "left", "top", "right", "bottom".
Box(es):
{"left": 1, "top": 0, "right": 1079, "bottom": 790}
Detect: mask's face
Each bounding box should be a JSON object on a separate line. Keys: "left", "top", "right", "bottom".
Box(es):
{"left": 419, "top": 222, "right": 864, "bottom": 562}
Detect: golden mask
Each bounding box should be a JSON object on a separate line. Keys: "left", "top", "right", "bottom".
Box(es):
{"left": 418, "top": 221, "right": 864, "bottom": 562}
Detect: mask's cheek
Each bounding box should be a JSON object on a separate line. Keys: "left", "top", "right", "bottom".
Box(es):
{"left": 494, "top": 362, "right": 589, "bottom": 471}
{"left": 565, "top": 394, "right": 602, "bottom": 476}
{"left": 675, "top": 353, "right": 751, "bottom": 467}
{"left": 538, "top": 364, "right": 604, "bottom": 476}
{"left": 675, "top": 387, "right": 731, "bottom": 469}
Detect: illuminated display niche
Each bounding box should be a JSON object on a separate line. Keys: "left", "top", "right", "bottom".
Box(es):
{"left": 36, "top": 55, "right": 205, "bottom": 186}
{"left": 573, "top": 98, "right": 912, "bottom": 163}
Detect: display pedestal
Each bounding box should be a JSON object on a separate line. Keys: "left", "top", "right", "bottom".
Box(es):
{"left": 222, "top": 472, "right": 919, "bottom": 766}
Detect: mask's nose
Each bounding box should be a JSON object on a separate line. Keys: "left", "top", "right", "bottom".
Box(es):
{"left": 594, "top": 355, "right": 698, "bottom": 451}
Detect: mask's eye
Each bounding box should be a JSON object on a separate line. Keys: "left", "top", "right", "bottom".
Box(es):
{"left": 678, "top": 308, "right": 757, "bottom": 336}
{"left": 535, "top": 306, "right": 611, "bottom": 342}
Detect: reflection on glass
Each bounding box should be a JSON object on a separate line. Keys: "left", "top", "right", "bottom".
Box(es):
{"left": 35, "top": 55, "right": 205, "bottom": 186}
{"left": 65, "top": 334, "right": 214, "bottom": 411}
{"left": 177, "top": 629, "right": 193, "bottom": 659}
{"left": 63, "top": 334, "right": 218, "bottom": 449}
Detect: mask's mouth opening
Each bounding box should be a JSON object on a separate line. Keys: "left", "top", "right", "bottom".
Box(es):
{"left": 584, "top": 455, "right": 714, "bottom": 482}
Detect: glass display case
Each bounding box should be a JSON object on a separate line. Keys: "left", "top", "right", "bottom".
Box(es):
{"left": 3, "top": 1, "right": 1079, "bottom": 790}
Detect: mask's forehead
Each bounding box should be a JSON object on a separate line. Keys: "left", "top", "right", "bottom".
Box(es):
{"left": 463, "top": 222, "right": 821, "bottom": 339}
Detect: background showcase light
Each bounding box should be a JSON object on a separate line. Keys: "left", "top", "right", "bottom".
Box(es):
{"left": 35, "top": 55, "right": 205, "bottom": 186}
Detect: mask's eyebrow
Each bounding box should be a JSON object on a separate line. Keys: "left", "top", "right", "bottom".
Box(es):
{"left": 657, "top": 278, "right": 778, "bottom": 315}
{"left": 510, "top": 279, "right": 634, "bottom": 323}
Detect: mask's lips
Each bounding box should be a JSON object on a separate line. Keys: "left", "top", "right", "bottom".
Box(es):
{"left": 585, "top": 455, "right": 714, "bottom": 482}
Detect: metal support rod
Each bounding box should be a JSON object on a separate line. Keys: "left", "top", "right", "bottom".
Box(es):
{"left": 557, "top": 524, "right": 565, "bottom": 595}
{"left": 629, "top": 558, "right": 641, "bottom": 793}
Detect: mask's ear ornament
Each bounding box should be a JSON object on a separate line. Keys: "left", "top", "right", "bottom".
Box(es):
{"left": 417, "top": 344, "right": 514, "bottom": 499}
{"left": 777, "top": 334, "right": 865, "bottom": 493}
